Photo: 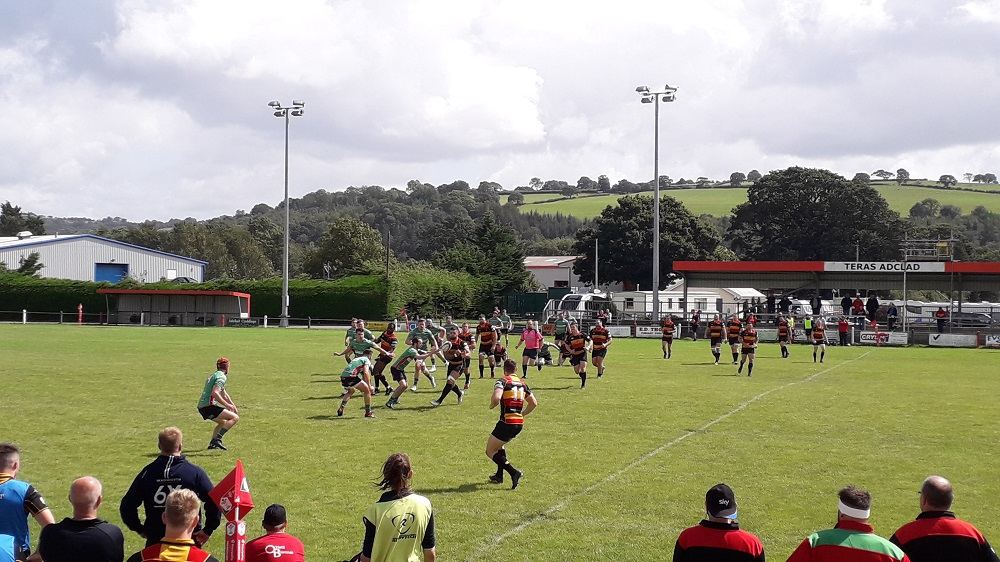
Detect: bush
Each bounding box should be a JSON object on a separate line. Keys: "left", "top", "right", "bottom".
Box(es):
{"left": 0, "top": 273, "right": 107, "bottom": 313}
{"left": 386, "top": 262, "right": 484, "bottom": 318}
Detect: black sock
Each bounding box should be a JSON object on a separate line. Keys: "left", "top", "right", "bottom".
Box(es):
{"left": 580, "top": 371, "right": 587, "bottom": 387}
{"left": 492, "top": 450, "right": 507, "bottom": 477}
{"left": 217, "top": 427, "right": 229, "bottom": 439}
{"left": 490, "top": 366, "right": 495, "bottom": 377}
{"left": 465, "top": 373, "right": 470, "bottom": 386}
{"left": 479, "top": 364, "right": 484, "bottom": 377}
{"left": 340, "top": 399, "right": 348, "bottom": 409}
{"left": 522, "top": 365, "right": 527, "bottom": 376}
{"left": 732, "top": 352, "right": 738, "bottom": 362}
{"left": 536, "top": 363, "right": 542, "bottom": 371}
{"left": 821, "top": 351, "right": 825, "bottom": 361}
{"left": 713, "top": 351, "right": 720, "bottom": 361}
{"left": 748, "top": 362, "right": 754, "bottom": 375}
{"left": 437, "top": 383, "right": 452, "bottom": 402}
{"left": 452, "top": 384, "right": 463, "bottom": 397}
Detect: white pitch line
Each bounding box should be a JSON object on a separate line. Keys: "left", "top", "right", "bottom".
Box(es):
{"left": 464, "top": 350, "right": 874, "bottom": 561}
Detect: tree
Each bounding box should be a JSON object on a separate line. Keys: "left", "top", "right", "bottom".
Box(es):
{"left": 433, "top": 211, "right": 532, "bottom": 298}
{"left": 576, "top": 176, "right": 598, "bottom": 192}
{"left": 529, "top": 177, "right": 543, "bottom": 190}
{"left": 305, "top": 217, "right": 384, "bottom": 278}
{"left": 973, "top": 174, "right": 985, "bottom": 183}
{"left": 542, "top": 180, "right": 570, "bottom": 192}
{"left": 939, "top": 204, "right": 962, "bottom": 220}
{"left": 250, "top": 203, "right": 272, "bottom": 215}
{"left": 727, "top": 167, "right": 903, "bottom": 260}
{"left": 938, "top": 174, "right": 957, "bottom": 188}
{"left": 437, "top": 180, "right": 470, "bottom": 195}
{"left": 908, "top": 198, "right": 940, "bottom": 219}
{"left": 963, "top": 173, "right": 974, "bottom": 183}
{"left": 561, "top": 183, "right": 579, "bottom": 198}
{"left": 896, "top": 168, "right": 910, "bottom": 185}
{"left": 0, "top": 202, "right": 46, "bottom": 236}
{"left": 507, "top": 191, "right": 525, "bottom": 206}
{"left": 597, "top": 175, "right": 611, "bottom": 193}
{"left": 696, "top": 177, "right": 711, "bottom": 187}
{"left": 16, "top": 252, "right": 43, "bottom": 276}
{"left": 746, "top": 170, "right": 762, "bottom": 183}
{"left": 659, "top": 175, "right": 673, "bottom": 188}
{"left": 612, "top": 179, "right": 640, "bottom": 193}
{"left": 872, "top": 169, "right": 894, "bottom": 180}
{"left": 984, "top": 173, "right": 998, "bottom": 184}
{"left": 729, "top": 172, "right": 746, "bottom": 187}
{"left": 572, "top": 194, "right": 721, "bottom": 287}
{"left": 852, "top": 173, "right": 871, "bottom": 184}
{"left": 248, "top": 215, "right": 283, "bottom": 270}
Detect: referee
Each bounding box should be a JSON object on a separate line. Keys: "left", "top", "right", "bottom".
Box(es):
{"left": 120, "top": 427, "right": 220, "bottom": 547}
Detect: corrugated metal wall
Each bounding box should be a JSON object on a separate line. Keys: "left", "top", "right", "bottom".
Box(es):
{"left": 0, "top": 238, "right": 204, "bottom": 282}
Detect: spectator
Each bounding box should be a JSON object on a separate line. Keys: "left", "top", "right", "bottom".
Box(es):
{"left": 787, "top": 485, "right": 909, "bottom": 562}
{"left": 852, "top": 295, "right": 865, "bottom": 317}
{"left": 890, "top": 476, "right": 999, "bottom": 562}
{"left": 120, "top": 428, "right": 220, "bottom": 547}
{"left": 866, "top": 295, "right": 880, "bottom": 322}
{"left": 935, "top": 307, "right": 947, "bottom": 333}
{"left": 360, "top": 453, "right": 435, "bottom": 562}
{"left": 765, "top": 294, "right": 776, "bottom": 320}
{"left": 838, "top": 316, "right": 851, "bottom": 346}
{"left": 126, "top": 490, "right": 219, "bottom": 562}
{"left": 37, "top": 477, "right": 124, "bottom": 562}
{"left": 246, "top": 505, "right": 305, "bottom": 562}
{"left": 690, "top": 310, "right": 701, "bottom": 341}
{"left": 887, "top": 304, "right": 899, "bottom": 331}
{"left": 0, "top": 443, "right": 55, "bottom": 561}
{"left": 803, "top": 315, "right": 813, "bottom": 340}
{"left": 779, "top": 295, "right": 792, "bottom": 315}
{"left": 841, "top": 294, "right": 853, "bottom": 316}
{"left": 811, "top": 295, "right": 823, "bottom": 316}
{"left": 673, "top": 483, "right": 764, "bottom": 561}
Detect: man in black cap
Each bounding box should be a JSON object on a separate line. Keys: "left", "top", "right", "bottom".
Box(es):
{"left": 246, "top": 504, "right": 305, "bottom": 562}
{"left": 672, "top": 484, "right": 764, "bottom": 561}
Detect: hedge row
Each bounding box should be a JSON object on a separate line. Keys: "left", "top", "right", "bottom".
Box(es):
{"left": 386, "top": 263, "right": 486, "bottom": 318}
{"left": 0, "top": 274, "right": 108, "bottom": 313}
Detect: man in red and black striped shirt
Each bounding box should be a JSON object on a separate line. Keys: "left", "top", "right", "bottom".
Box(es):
{"left": 890, "top": 476, "right": 999, "bottom": 562}
{"left": 673, "top": 483, "right": 764, "bottom": 562}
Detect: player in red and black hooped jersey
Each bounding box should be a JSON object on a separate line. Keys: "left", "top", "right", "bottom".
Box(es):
{"left": 661, "top": 316, "right": 676, "bottom": 359}
{"left": 812, "top": 319, "right": 827, "bottom": 363}
{"left": 371, "top": 324, "right": 398, "bottom": 397}
{"left": 737, "top": 324, "right": 758, "bottom": 377}
{"left": 727, "top": 315, "right": 743, "bottom": 365}
{"left": 429, "top": 330, "right": 467, "bottom": 407}
{"left": 707, "top": 315, "right": 725, "bottom": 365}
{"left": 589, "top": 319, "right": 612, "bottom": 378}
{"left": 776, "top": 314, "right": 791, "bottom": 359}
{"left": 564, "top": 323, "right": 592, "bottom": 388}
{"left": 459, "top": 322, "right": 476, "bottom": 388}
{"left": 492, "top": 343, "right": 508, "bottom": 370}
{"left": 476, "top": 315, "right": 501, "bottom": 381}
{"left": 486, "top": 359, "right": 538, "bottom": 490}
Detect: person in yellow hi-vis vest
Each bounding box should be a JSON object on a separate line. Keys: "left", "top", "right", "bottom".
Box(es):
{"left": 359, "top": 453, "right": 436, "bottom": 562}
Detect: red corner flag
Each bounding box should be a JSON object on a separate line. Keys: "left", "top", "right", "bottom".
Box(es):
{"left": 209, "top": 460, "right": 255, "bottom": 562}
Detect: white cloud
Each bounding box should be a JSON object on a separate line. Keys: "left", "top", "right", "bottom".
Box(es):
{"left": 955, "top": 0, "right": 1000, "bottom": 22}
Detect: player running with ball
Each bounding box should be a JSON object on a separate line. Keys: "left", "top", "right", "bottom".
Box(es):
{"left": 486, "top": 359, "right": 538, "bottom": 490}
{"left": 737, "top": 323, "right": 758, "bottom": 377}
{"left": 564, "top": 323, "right": 592, "bottom": 388}
{"left": 430, "top": 330, "right": 468, "bottom": 407}
{"left": 661, "top": 315, "right": 676, "bottom": 359}
{"left": 589, "top": 319, "right": 612, "bottom": 379}
{"left": 726, "top": 315, "right": 743, "bottom": 365}
{"left": 476, "top": 315, "right": 501, "bottom": 380}
{"left": 707, "top": 315, "right": 725, "bottom": 365}
{"left": 337, "top": 349, "right": 376, "bottom": 418}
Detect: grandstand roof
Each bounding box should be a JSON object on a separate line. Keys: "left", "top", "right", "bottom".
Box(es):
{"left": 672, "top": 261, "right": 1000, "bottom": 291}
{"left": 524, "top": 256, "right": 577, "bottom": 269}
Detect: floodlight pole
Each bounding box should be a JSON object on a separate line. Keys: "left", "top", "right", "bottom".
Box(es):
{"left": 268, "top": 100, "right": 305, "bottom": 328}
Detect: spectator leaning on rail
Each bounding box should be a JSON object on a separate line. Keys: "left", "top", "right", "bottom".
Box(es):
{"left": 120, "top": 428, "right": 220, "bottom": 547}
{"left": 672, "top": 483, "right": 764, "bottom": 562}
{"left": 866, "top": 295, "right": 880, "bottom": 322}
{"left": 786, "top": 485, "right": 909, "bottom": 562}
{"left": 890, "top": 476, "right": 999, "bottom": 562}
{"left": 841, "top": 294, "right": 853, "bottom": 316}
{"left": 37, "top": 477, "right": 124, "bottom": 562}
{"left": 246, "top": 504, "right": 305, "bottom": 562}
{"left": 0, "top": 443, "right": 55, "bottom": 561}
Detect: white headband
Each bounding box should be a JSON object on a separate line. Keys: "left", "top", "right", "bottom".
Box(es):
{"left": 838, "top": 500, "right": 871, "bottom": 519}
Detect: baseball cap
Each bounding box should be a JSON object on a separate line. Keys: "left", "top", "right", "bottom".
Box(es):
{"left": 706, "top": 484, "right": 738, "bottom": 519}
{"left": 263, "top": 504, "right": 287, "bottom": 527}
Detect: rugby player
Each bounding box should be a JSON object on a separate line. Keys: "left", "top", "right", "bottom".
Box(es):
{"left": 343, "top": 319, "right": 375, "bottom": 363}
{"left": 476, "top": 315, "right": 501, "bottom": 380}
{"left": 552, "top": 312, "right": 570, "bottom": 366}
{"left": 812, "top": 319, "right": 827, "bottom": 363}
{"left": 661, "top": 315, "right": 676, "bottom": 359}
{"left": 726, "top": 314, "right": 743, "bottom": 365}
{"left": 458, "top": 323, "right": 476, "bottom": 388}
{"left": 442, "top": 315, "right": 460, "bottom": 340}
{"left": 690, "top": 309, "right": 702, "bottom": 341}
{"left": 515, "top": 320, "right": 543, "bottom": 377}
{"left": 335, "top": 330, "right": 391, "bottom": 362}
{"left": 499, "top": 309, "right": 513, "bottom": 346}
{"left": 590, "top": 319, "right": 612, "bottom": 378}
{"left": 487, "top": 360, "right": 538, "bottom": 490}
{"left": 488, "top": 309, "right": 503, "bottom": 335}
{"left": 405, "top": 319, "right": 438, "bottom": 391}
{"left": 371, "top": 324, "right": 398, "bottom": 396}
{"left": 337, "top": 350, "right": 376, "bottom": 418}
{"left": 777, "top": 314, "right": 791, "bottom": 359}
{"left": 564, "top": 323, "right": 592, "bottom": 388}
{"left": 385, "top": 339, "right": 437, "bottom": 410}
{"left": 430, "top": 330, "right": 468, "bottom": 407}
{"left": 423, "top": 317, "right": 442, "bottom": 373}
{"left": 707, "top": 315, "right": 725, "bottom": 365}
{"left": 737, "top": 323, "right": 758, "bottom": 377}
{"left": 492, "top": 342, "right": 508, "bottom": 372}
{"left": 197, "top": 357, "right": 239, "bottom": 450}
{"left": 534, "top": 341, "right": 561, "bottom": 372}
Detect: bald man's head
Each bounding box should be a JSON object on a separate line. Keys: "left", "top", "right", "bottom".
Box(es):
{"left": 921, "top": 475, "right": 954, "bottom": 511}
{"left": 70, "top": 476, "right": 103, "bottom": 518}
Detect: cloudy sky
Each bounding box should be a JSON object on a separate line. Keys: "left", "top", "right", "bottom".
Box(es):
{"left": 2, "top": 0, "right": 999, "bottom": 220}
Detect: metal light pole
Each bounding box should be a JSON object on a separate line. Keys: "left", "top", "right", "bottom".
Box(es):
{"left": 267, "top": 100, "right": 305, "bottom": 327}
{"left": 635, "top": 84, "right": 677, "bottom": 322}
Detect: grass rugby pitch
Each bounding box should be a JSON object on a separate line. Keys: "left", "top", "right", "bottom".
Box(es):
{"left": 5, "top": 325, "right": 999, "bottom": 561}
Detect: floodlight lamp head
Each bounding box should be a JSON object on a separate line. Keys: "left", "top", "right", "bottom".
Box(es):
{"left": 635, "top": 86, "right": 649, "bottom": 93}
{"left": 662, "top": 94, "right": 675, "bottom": 102}
{"left": 640, "top": 97, "right": 653, "bottom": 104}
{"left": 290, "top": 109, "right": 304, "bottom": 116}
{"left": 292, "top": 100, "right": 305, "bottom": 107}
{"left": 273, "top": 110, "right": 285, "bottom": 117}
{"left": 268, "top": 100, "right": 280, "bottom": 108}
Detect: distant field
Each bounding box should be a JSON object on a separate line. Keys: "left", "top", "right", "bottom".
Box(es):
{"left": 506, "top": 184, "right": 1000, "bottom": 218}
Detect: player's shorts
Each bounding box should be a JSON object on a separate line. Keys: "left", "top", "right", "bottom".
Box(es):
{"left": 569, "top": 352, "right": 587, "bottom": 366}
{"left": 479, "top": 344, "right": 494, "bottom": 356}
{"left": 727, "top": 337, "right": 739, "bottom": 346}
{"left": 778, "top": 335, "right": 789, "bottom": 343}
{"left": 198, "top": 405, "right": 225, "bottom": 420}
{"left": 554, "top": 335, "right": 566, "bottom": 345}
{"left": 741, "top": 348, "right": 756, "bottom": 356}
{"left": 661, "top": 336, "right": 673, "bottom": 342}
{"left": 493, "top": 352, "right": 506, "bottom": 363}
{"left": 592, "top": 348, "right": 607, "bottom": 358}
{"left": 390, "top": 366, "right": 407, "bottom": 382}
{"left": 491, "top": 421, "right": 523, "bottom": 442}
{"left": 341, "top": 376, "right": 362, "bottom": 388}
{"left": 813, "top": 340, "right": 826, "bottom": 346}
{"left": 501, "top": 328, "right": 510, "bottom": 335}
{"left": 805, "top": 329, "right": 813, "bottom": 337}
{"left": 373, "top": 358, "right": 390, "bottom": 374}
{"left": 710, "top": 337, "right": 722, "bottom": 347}
{"left": 522, "top": 348, "right": 538, "bottom": 359}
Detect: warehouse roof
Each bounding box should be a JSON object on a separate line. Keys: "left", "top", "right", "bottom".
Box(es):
{"left": 0, "top": 234, "right": 208, "bottom": 265}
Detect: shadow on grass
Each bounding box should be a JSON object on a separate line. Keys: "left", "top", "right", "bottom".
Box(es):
{"left": 530, "top": 385, "right": 577, "bottom": 391}
{"left": 302, "top": 395, "right": 347, "bottom": 401}
{"left": 419, "top": 481, "right": 490, "bottom": 494}
{"left": 681, "top": 362, "right": 721, "bottom": 366}
{"left": 144, "top": 448, "right": 211, "bottom": 458}
{"left": 307, "top": 414, "right": 350, "bottom": 421}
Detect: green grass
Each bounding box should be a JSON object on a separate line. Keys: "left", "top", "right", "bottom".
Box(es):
{"left": 508, "top": 184, "right": 1000, "bottom": 218}
{"left": 6, "top": 325, "right": 1000, "bottom": 561}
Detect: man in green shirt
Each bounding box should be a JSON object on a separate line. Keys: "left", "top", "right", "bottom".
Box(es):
{"left": 385, "top": 340, "right": 437, "bottom": 409}
{"left": 553, "top": 312, "right": 570, "bottom": 366}
{"left": 405, "top": 319, "right": 439, "bottom": 390}
{"left": 338, "top": 351, "right": 376, "bottom": 418}
{"left": 344, "top": 319, "right": 375, "bottom": 362}
{"left": 197, "top": 357, "right": 239, "bottom": 450}
{"left": 499, "top": 309, "right": 513, "bottom": 346}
